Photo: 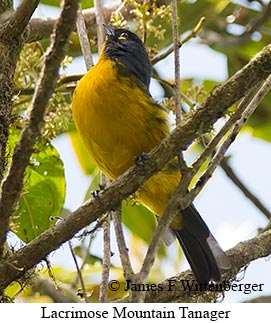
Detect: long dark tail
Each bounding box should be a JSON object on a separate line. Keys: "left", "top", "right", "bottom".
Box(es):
{"left": 173, "top": 204, "right": 231, "bottom": 283}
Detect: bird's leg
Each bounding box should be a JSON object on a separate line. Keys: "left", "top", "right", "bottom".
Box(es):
{"left": 134, "top": 151, "right": 148, "bottom": 168}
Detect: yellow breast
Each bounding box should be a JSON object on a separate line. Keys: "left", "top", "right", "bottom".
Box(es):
{"left": 72, "top": 55, "right": 169, "bottom": 180}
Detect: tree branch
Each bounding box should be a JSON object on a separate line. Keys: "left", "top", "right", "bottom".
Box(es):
{"left": 171, "top": 0, "right": 182, "bottom": 123}
{"left": 0, "top": 0, "right": 79, "bottom": 257}
{"left": 0, "top": 0, "right": 13, "bottom": 13}
{"left": 246, "top": 1, "right": 271, "bottom": 34}
{"left": 0, "top": 43, "right": 271, "bottom": 293}
{"left": 194, "top": 85, "right": 271, "bottom": 220}
{"left": 0, "top": 1, "right": 13, "bottom": 25}
{"left": 30, "top": 276, "right": 79, "bottom": 303}
{"left": 68, "top": 241, "right": 88, "bottom": 303}
{"left": 99, "top": 214, "right": 111, "bottom": 303}
{"left": 151, "top": 16, "right": 205, "bottom": 66}
{"left": 182, "top": 75, "right": 271, "bottom": 210}
{"left": 112, "top": 208, "right": 134, "bottom": 281}
{"left": 220, "top": 159, "right": 271, "bottom": 220}
{"left": 1, "top": 0, "right": 39, "bottom": 39}
{"left": 244, "top": 295, "right": 271, "bottom": 303}
{"left": 143, "top": 228, "right": 271, "bottom": 302}
{"left": 171, "top": 0, "right": 187, "bottom": 172}
{"left": 76, "top": 4, "right": 94, "bottom": 70}
{"left": 0, "top": 0, "right": 42, "bottom": 250}
{"left": 0, "top": 0, "right": 40, "bottom": 186}
{"left": 94, "top": 0, "right": 105, "bottom": 53}
{"left": 192, "top": 87, "right": 257, "bottom": 175}
{"left": 26, "top": 1, "right": 134, "bottom": 43}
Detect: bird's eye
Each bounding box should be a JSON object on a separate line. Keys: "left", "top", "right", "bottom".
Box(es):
{"left": 118, "top": 32, "right": 127, "bottom": 41}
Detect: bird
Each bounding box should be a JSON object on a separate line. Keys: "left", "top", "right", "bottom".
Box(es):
{"left": 72, "top": 24, "right": 230, "bottom": 283}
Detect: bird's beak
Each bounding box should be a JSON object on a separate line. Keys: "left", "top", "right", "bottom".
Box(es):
{"left": 103, "top": 24, "right": 115, "bottom": 37}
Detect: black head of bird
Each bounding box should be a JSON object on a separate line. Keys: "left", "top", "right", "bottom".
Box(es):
{"left": 102, "top": 24, "right": 152, "bottom": 90}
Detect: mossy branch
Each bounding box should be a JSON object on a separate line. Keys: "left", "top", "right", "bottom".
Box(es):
{"left": 0, "top": 0, "right": 39, "bottom": 39}
{"left": 0, "top": 0, "right": 42, "bottom": 248}
{"left": 0, "top": 0, "right": 79, "bottom": 257}
{"left": 143, "top": 228, "right": 271, "bottom": 303}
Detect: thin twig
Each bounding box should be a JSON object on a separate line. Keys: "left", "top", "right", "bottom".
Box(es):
{"left": 112, "top": 208, "right": 134, "bottom": 280}
{"left": 57, "top": 74, "right": 84, "bottom": 86}
{"left": 246, "top": 1, "right": 271, "bottom": 34}
{"left": 0, "top": 0, "right": 79, "bottom": 258}
{"left": 94, "top": 0, "right": 111, "bottom": 302}
{"left": 159, "top": 79, "right": 269, "bottom": 222}
{"left": 220, "top": 159, "right": 271, "bottom": 220}
{"left": 188, "top": 75, "right": 271, "bottom": 206}
{"left": 151, "top": 16, "right": 206, "bottom": 65}
{"left": 192, "top": 87, "right": 257, "bottom": 174}
{"left": 172, "top": 0, "right": 181, "bottom": 123}
{"left": 94, "top": 0, "right": 105, "bottom": 52}
{"left": 71, "top": 1, "right": 103, "bottom": 291}
{"left": 171, "top": 0, "right": 188, "bottom": 173}
{"left": 191, "top": 85, "right": 271, "bottom": 220}
{"left": 70, "top": 232, "right": 96, "bottom": 289}
{"left": 14, "top": 74, "right": 83, "bottom": 96}
{"left": 77, "top": 0, "right": 104, "bottom": 302}
{"left": 99, "top": 214, "right": 111, "bottom": 303}
{"left": 68, "top": 241, "right": 88, "bottom": 303}
{"left": 70, "top": 213, "right": 108, "bottom": 289}
{"left": 181, "top": 17, "right": 206, "bottom": 45}
{"left": 76, "top": 4, "right": 93, "bottom": 70}
{"left": 14, "top": 73, "right": 194, "bottom": 109}
{"left": 98, "top": 175, "right": 112, "bottom": 303}
{"left": 152, "top": 73, "right": 196, "bottom": 109}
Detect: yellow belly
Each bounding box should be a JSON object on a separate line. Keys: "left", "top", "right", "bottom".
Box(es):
{"left": 136, "top": 164, "right": 181, "bottom": 217}
{"left": 72, "top": 56, "right": 179, "bottom": 217}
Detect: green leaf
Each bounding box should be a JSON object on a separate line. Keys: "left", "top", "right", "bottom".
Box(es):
{"left": 40, "top": 0, "right": 93, "bottom": 9}
{"left": 12, "top": 138, "right": 66, "bottom": 243}
{"left": 83, "top": 168, "right": 101, "bottom": 202}
{"left": 122, "top": 202, "right": 156, "bottom": 243}
{"left": 244, "top": 91, "right": 271, "bottom": 143}
{"left": 121, "top": 202, "right": 167, "bottom": 257}
{"left": 69, "top": 130, "right": 97, "bottom": 175}
{"left": 40, "top": 0, "right": 61, "bottom": 7}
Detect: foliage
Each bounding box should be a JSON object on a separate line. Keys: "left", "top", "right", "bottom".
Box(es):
{"left": 10, "top": 131, "right": 65, "bottom": 243}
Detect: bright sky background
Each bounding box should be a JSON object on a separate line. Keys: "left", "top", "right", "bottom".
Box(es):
{"left": 20, "top": 1, "right": 271, "bottom": 303}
